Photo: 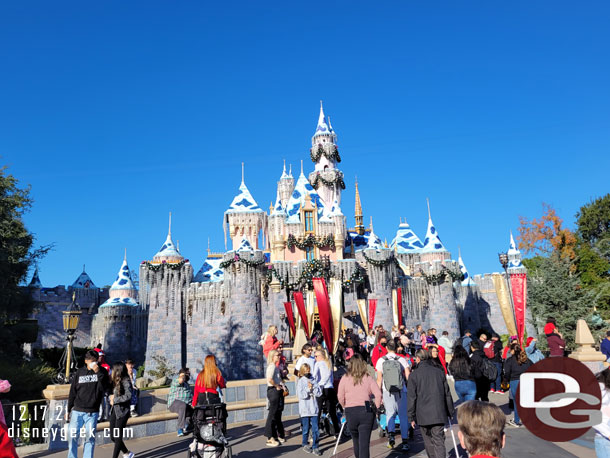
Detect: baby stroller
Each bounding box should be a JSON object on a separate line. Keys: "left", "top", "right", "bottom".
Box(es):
{"left": 187, "top": 404, "right": 232, "bottom": 458}
{"left": 377, "top": 409, "right": 400, "bottom": 438}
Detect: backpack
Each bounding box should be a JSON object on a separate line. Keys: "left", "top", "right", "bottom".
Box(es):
{"left": 381, "top": 355, "right": 405, "bottom": 394}
{"left": 481, "top": 358, "right": 498, "bottom": 381}
{"left": 483, "top": 341, "right": 495, "bottom": 359}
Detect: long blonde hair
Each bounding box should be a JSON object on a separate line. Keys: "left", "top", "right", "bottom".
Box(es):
{"left": 315, "top": 348, "right": 331, "bottom": 370}
{"left": 267, "top": 349, "right": 279, "bottom": 366}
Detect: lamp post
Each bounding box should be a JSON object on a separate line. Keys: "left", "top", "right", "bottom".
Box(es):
{"left": 60, "top": 293, "right": 82, "bottom": 382}
{"left": 498, "top": 252, "right": 518, "bottom": 336}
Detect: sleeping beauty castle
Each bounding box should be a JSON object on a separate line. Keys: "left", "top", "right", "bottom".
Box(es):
{"left": 28, "top": 103, "right": 535, "bottom": 380}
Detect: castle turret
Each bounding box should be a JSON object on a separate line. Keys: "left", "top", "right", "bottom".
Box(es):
{"left": 224, "top": 165, "right": 267, "bottom": 251}
{"left": 309, "top": 102, "right": 344, "bottom": 207}
{"left": 153, "top": 213, "right": 183, "bottom": 263}
{"left": 92, "top": 251, "right": 146, "bottom": 362}
{"left": 277, "top": 161, "right": 294, "bottom": 208}
{"left": 508, "top": 231, "right": 525, "bottom": 274}
{"left": 354, "top": 181, "right": 365, "bottom": 236}
{"left": 29, "top": 268, "right": 42, "bottom": 289}
{"left": 458, "top": 248, "right": 476, "bottom": 287}
{"left": 420, "top": 200, "right": 451, "bottom": 263}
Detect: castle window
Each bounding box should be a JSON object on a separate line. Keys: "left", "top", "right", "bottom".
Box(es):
{"left": 305, "top": 246, "right": 314, "bottom": 261}
{"left": 304, "top": 211, "right": 314, "bottom": 232}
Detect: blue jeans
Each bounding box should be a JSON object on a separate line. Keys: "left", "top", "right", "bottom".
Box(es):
{"left": 301, "top": 416, "right": 319, "bottom": 449}
{"left": 510, "top": 381, "right": 520, "bottom": 424}
{"left": 491, "top": 362, "right": 503, "bottom": 391}
{"left": 382, "top": 390, "right": 409, "bottom": 439}
{"left": 595, "top": 434, "right": 610, "bottom": 457}
{"left": 68, "top": 410, "right": 98, "bottom": 458}
{"left": 454, "top": 380, "right": 477, "bottom": 404}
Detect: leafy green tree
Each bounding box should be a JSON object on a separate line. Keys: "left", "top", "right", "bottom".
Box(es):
{"left": 527, "top": 254, "right": 596, "bottom": 351}
{"left": 576, "top": 194, "right": 610, "bottom": 247}
{"left": 0, "top": 165, "right": 50, "bottom": 361}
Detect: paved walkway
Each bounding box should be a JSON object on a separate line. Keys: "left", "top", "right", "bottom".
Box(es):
{"left": 23, "top": 393, "right": 596, "bottom": 458}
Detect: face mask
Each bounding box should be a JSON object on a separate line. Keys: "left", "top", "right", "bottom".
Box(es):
{"left": 380, "top": 342, "right": 387, "bottom": 347}
{"left": 87, "top": 362, "right": 97, "bottom": 370}
{"left": 184, "top": 375, "right": 190, "bottom": 382}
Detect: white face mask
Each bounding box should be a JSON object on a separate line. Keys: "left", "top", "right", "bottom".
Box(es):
{"left": 88, "top": 362, "right": 97, "bottom": 370}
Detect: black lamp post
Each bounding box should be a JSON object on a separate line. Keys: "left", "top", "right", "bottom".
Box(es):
{"left": 498, "top": 252, "right": 518, "bottom": 336}
{"left": 59, "top": 293, "right": 81, "bottom": 382}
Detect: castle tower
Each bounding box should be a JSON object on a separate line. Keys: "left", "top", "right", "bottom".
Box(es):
{"left": 141, "top": 215, "right": 193, "bottom": 375}
{"left": 354, "top": 181, "right": 365, "bottom": 236}
{"left": 308, "top": 102, "right": 345, "bottom": 207}
{"left": 457, "top": 248, "right": 482, "bottom": 332}
{"left": 420, "top": 200, "right": 451, "bottom": 263}
{"left": 29, "top": 268, "right": 42, "bottom": 289}
{"left": 224, "top": 165, "right": 267, "bottom": 251}
{"left": 507, "top": 231, "right": 525, "bottom": 274}
{"left": 92, "top": 252, "right": 146, "bottom": 362}
{"left": 277, "top": 161, "right": 294, "bottom": 208}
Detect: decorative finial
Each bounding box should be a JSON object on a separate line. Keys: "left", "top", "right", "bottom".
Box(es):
{"left": 177, "top": 240, "right": 180, "bottom": 251}
{"left": 289, "top": 163, "right": 292, "bottom": 177}
{"left": 168, "top": 212, "right": 172, "bottom": 237}
{"left": 300, "top": 159, "right": 303, "bottom": 175}
{"left": 283, "top": 159, "right": 286, "bottom": 174}
{"left": 207, "top": 238, "right": 211, "bottom": 255}
{"left": 458, "top": 246, "right": 462, "bottom": 259}
{"left": 370, "top": 216, "right": 374, "bottom": 232}
{"left": 241, "top": 162, "right": 245, "bottom": 184}
{"left": 83, "top": 264, "right": 85, "bottom": 272}
{"left": 320, "top": 100, "right": 323, "bottom": 110}
{"left": 426, "top": 198, "right": 431, "bottom": 219}
{"left": 72, "top": 291, "right": 76, "bottom": 302}
{"left": 124, "top": 248, "right": 127, "bottom": 261}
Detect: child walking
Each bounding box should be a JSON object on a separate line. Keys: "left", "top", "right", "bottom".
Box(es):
{"left": 297, "top": 363, "right": 322, "bottom": 456}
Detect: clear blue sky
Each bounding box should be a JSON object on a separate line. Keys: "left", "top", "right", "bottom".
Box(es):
{"left": 1, "top": 1, "right": 609, "bottom": 287}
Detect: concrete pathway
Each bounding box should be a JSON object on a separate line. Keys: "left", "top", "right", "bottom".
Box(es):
{"left": 22, "top": 392, "right": 595, "bottom": 458}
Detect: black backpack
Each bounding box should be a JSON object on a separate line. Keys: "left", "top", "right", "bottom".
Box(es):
{"left": 481, "top": 358, "right": 498, "bottom": 381}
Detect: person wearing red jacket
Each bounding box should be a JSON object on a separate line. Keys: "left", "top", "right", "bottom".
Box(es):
{"left": 192, "top": 355, "right": 226, "bottom": 406}
{"left": 262, "top": 325, "right": 283, "bottom": 359}
{"left": 0, "top": 421, "right": 18, "bottom": 458}
{"left": 371, "top": 334, "right": 389, "bottom": 369}
{"left": 192, "top": 355, "right": 227, "bottom": 434}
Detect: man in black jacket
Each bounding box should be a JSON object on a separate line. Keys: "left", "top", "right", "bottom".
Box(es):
{"left": 67, "top": 350, "right": 110, "bottom": 458}
{"left": 407, "top": 349, "right": 454, "bottom": 458}
{"left": 470, "top": 340, "right": 490, "bottom": 402}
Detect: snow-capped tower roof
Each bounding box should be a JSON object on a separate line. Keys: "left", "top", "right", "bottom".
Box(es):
{"left": 236, "top": 238, "right": 254, "bottom": 252}
{"left": 153, "top": 213, "right": 183, "bottom": 262}
{"left": 366, "top": 218, "right": 384, "bottom": 250}
{"left": 226, "top": 178, "right": 263, "bottom": 214}
{"left": 100, "top": 251, "right": 138, "bottom": 307}
{"left": 110, "top": 251, "right": 136, "bottom": 291}
{"left": 29, "top": 268, "right": 42, "bottom": 288}
{"left": 280, "top": 160, "right": 289, "bottom": 180}
{"left": 285, "top": 166, "right": 327, "bottom": 224}
{"left": 194, "top": 257, "right": 224, "bottom": 283}
{"left": 458, "top": 248, "right": 476, "bottom": 286}
{"left": 312, "top": 101, "right": 337, "bottom": 144}
{"left": 72, "top": 266, "right": 96, "bottom": 289}
{"left": 421, "top": 200, "right": 447, "bottom": 253}
{"left": 508, "top": 231, "right": 524, "bottom": 270}
{"left": 391, "top": 219, "right": 424, "bottom": 253}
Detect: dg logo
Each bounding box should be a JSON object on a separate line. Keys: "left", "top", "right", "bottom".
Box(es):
{"left": 517, "top": 357, "right": 602, "bottom": 441}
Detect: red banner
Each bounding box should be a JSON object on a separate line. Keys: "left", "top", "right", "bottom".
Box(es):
{"left": 293, "top": 291, "right": 310, "bottom": 338}
{"left": 283, "top": 301, "right": 296, "bottom": 338}
{"left": 313, "top": 278, "right": 333, "bottom": 351}
{"left": 368, "top": 299, "right": 377, "bottom": 331}
{"left": 397, "top": 288, "right": 403, "bottom": 327}
{"left": 510, "top": 273, "right": 527, "bottom": 346}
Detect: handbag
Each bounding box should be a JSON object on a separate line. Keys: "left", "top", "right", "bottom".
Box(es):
{"left": 282, "top": 386, "right": 289, "bottom": 397}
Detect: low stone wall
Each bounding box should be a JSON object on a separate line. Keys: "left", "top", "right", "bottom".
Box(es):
{"left": 36, "top": 378, "right": 299, "bottom": 452}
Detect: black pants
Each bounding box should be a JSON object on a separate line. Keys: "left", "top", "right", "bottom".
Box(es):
{"left": 345, "top": 406, "right": 375, "bottom": 458}
{"left": 475, "top": 377, "right": 490, "bottom": 402}
{"left": 109, "top": 410, "right": 130, "bottom": 458}
{"left": 420, "top": 424, "right": 445, "bottom": 458}
{"left": 169, "top": 400, "right": 193, "bottom": 430}
{"left": 317, "top": 387, "right": 340, "bottom": 435}
{"left": 264, "top": 387, "right": 285, "bottom": 440}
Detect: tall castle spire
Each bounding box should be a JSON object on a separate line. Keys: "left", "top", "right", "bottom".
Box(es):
{"left": 354, "top": 180, "right": 364, "bottom": 235}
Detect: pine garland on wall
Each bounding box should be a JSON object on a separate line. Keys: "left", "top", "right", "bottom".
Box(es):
{"left": 287, "top": 234, "right": 335, "bottom": 250}
{"left": 141, "top": 259, "right": 188, "bottom": 272}
{"left": 310, "top": 145, "right": 341, "bottom": 163}
{"left": 310, "top": 172, "right": 346, "bottom": 190}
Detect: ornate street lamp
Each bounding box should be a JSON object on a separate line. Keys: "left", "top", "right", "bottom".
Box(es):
{"left": 57, "top": 293, "right": 81, "bottom": 383}
{"left": 498, "top": 252, "right": 518, "bottom": 336}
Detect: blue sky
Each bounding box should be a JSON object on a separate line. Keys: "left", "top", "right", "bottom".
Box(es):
{"left": 1, "top": 1, "right": 609, "bottom": 287}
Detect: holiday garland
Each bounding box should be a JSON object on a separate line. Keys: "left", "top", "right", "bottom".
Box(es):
{"left": 219, "top": 254, "right": 266, "bottom": 270}
{"left": 310, "top": 172, "right": 346, "bottom": 190}
{"left": 362, "top": 252, "right": 399, "bottom": 268}
{"left": 310, "top": 145, "right": 341, "bottom": 163}
{"left": 418, "top": 267, "right": 465, "bottom": 285}
{"left": 287, "top": 234, "right": 335, "bottom": 250}
{"left": 141, "top": 259, "right": 188, "bottom": 272}
{"left": 265, "top": 259, "right": 364, "bottom": 290}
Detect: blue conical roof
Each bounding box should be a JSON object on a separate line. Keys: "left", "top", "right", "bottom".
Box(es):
{"left": 285, "top": 171, "right": 326, "bottom": 224}
{"left": 421, "top": 204, "right": 447, "bottom": 253}
{"left": 226, "top": 180, "right": 263, "bottom": 214}
{"left": 29, "top": 268, "right": 42, "bottom": 288}
{"left": 236, "top": 238, "right": 254, "bottom": 252}
{"left": 391, "top": 221, "right": 424, "bottom": 253}
{"left": 110, "top": 255, "right": 136, "bottom": 291}
{"left": 194, "top": 257, "right": 224, "bottom": 283}
{"left": 72, "top": 268, "right": 96, "bottom": 289}
{"left": 458, "top": 251, "right": 476, "bottom": 286}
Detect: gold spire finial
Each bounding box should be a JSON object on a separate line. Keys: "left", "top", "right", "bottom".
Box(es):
{"left": 355, "top": 180, "right": 364, "bottom": 235}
